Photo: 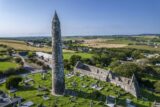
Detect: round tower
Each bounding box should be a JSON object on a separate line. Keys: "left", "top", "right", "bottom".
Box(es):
{"left": 52, "top": 11, "right": 65, "bottom": 95}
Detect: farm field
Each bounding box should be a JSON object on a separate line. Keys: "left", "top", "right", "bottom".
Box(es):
{"left": 1, "top": 38, "right": 160, "bottom": 52}
{"left": 0, "top": 39, "right": 88, "bottom": 53}
{"left": 77, "top": 37, "right": 160, "bottom": 51}
{"left": 0, "top": 72, "right": 153, "bottom": 107}
{"left": 82, "top": 39, "right": 128, "bottom": 48}
{"left": 0, "top": 40, "right": 51, "bottom": 52}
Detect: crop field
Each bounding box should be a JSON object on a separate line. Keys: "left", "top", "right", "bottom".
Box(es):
{"left": 78, "top": 37, "right": 160, "bottom": 51}
{"left": 82, "top": 39, "right": 128, "bottom": 48}
{"left": 0, "top": 72, "right": 154, "bottom": 107}
{"left": 1, "top": 38, "right": 160, "bottom": 52}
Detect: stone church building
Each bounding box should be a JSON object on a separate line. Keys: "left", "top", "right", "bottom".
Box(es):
{"left": 74, "top": 61, "right": 141, "bottom": 98}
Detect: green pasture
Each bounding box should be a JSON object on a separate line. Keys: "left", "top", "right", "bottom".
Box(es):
{"left": 0, "top": 62, "right": 20, "bottom": 71}
{"left": 63, "top": 52, "right": 93, "bottom": 60}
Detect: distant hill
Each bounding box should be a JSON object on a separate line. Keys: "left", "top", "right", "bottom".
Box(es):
{"left": 0, "top": 34, "right": 159, "bottom": 41}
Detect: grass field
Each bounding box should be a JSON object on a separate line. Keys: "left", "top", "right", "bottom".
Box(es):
{"left": 0, "top": 72, "right": 154, "bottom": 107}
{"left": 0, "top": 62, "right": 20, "bottom": 71}
{"left": 1, "top": 38, "right": 160, "bottom": 53}
{"left": 0, "top": 40, "right": 51, "bottom": 52}
{"left": 105, "top": 39, "right": 136, "bottom": 44}
{"left": 0, "top": 40, "right": 87, "bottom": 53}
{"left": 63, "top": 52, "right": 93, "bottom": 60}
{"left": 126, "top": 45, "right": 160, "bottom": 51}
{"left": 0, "top": 47, "right": 7, "bottom": 51}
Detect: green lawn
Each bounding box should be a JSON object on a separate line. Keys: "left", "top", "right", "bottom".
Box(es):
{"left": 0, "top": 71, "right": 154, "bottom": 107}
{"left": 63, "top": 52, "right": 93, "bottom": 60}
{"left": 0, "top": 47, "right": 7, "bottom": 51}
{"left": 0, "top": 62, "right": 20, "bottom": 71}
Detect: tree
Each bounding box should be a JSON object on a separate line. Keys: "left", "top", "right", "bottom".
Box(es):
{"left": 28, "top": 52, "right": 36, "bottom": 58}
{"left": 70, "top": 55, "right": 82, "bottom": 66}
{"left": 110, "top": 60, "right": 121, "bottom": 69}
{"left": 42, "top": 64, "right": 50, "bottom": 70}
{"left": 113, "top": 62, "right": 141, "bottom": 77}
{"left": 7, "top": 48, "right": 14, "bottom": 56}
{"left": 64, "top": 59, "right": 71, "bottom": 70}
{"left": 132, "top": 50, "right": 144, "bottom": 59}
{"left": 92, "top": 53, "right": 111, "bottom": 67}
{"left": 6, "top": 76, "right": 22, "bottom": 89}
{"left": 15, "top": 57, "right": 22, "bottom": 63}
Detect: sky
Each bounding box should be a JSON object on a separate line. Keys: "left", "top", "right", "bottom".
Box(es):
{"left": 0, "top": 0, "right": 160, "bottom": 37}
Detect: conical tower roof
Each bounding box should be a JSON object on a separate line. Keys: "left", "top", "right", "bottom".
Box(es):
{"left": 52, "top": 11, "right": 60, "bottom": 22}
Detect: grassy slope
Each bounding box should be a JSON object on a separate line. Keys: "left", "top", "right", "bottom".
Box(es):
{"left": 0, "top": 62, "right": 20, "bottom": 71}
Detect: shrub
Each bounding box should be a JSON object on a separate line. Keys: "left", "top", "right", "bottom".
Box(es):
{"left": 70, "top": 55, "right": 82, "bottom": 66}
{"left": 28, "top": 52, "right": 36, "bottom": 58}
{"left": 6, "top": 76, "right": 22, "bottom": 89}
{"left": 15, "top": 57, "right": 22, "bottom": 63}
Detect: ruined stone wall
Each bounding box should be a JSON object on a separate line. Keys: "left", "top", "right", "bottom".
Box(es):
{"left": 74, "top": 62, "right": 109, "bottom": 81}
{"left": 74, "top": 62, "right": 141, "bottom": 98}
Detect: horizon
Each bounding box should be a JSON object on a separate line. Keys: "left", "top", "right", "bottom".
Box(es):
{"left": 0, "top": 0, "right": 160, "bottom": 37}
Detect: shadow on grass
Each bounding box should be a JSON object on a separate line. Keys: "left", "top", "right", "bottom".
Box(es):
{"left": 141, "top": 89, "right": 160, "bottom": 102}
{"left": 18, "top": 86, "right": 37, "bottom": 91}
{"left": 65, "top": 89, "right": 106, "bottom": 102}
{"left": 64, "top": 89, "right": 153, "bottom": 107}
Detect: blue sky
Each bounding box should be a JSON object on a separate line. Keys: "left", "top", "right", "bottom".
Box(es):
{"left": 0, "top": 0, "right": 160, "bottom": 37}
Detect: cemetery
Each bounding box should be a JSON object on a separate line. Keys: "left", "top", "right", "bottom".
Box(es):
{"left": 0, "top": 71, "right": 153, "bottom": 107}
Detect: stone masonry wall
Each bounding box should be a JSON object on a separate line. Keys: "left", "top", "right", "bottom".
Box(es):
{"left": 74, "top": 61, "right": 141, "bottom": 98}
